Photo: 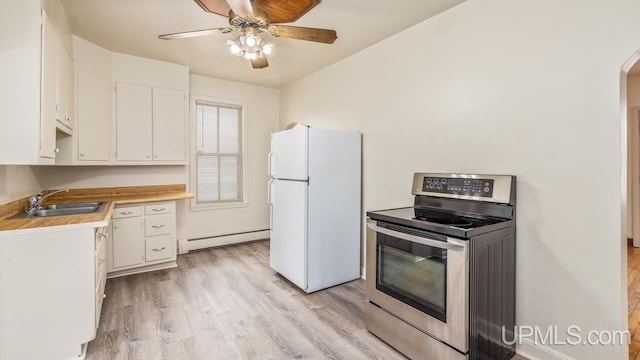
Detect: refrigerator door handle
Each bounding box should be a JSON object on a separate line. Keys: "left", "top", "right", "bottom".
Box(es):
{"left": 268, "top": 179, "right": 274, "bottom": 230}
{"left": 268, "top": 152, "right": 274, "bottom": 177}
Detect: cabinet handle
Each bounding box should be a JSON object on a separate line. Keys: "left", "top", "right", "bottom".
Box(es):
{"left": 80, "top": 153, "right": 85, "bottom": 157}
{"left": 119, "top": 211, "right": 133, "bottom": 215}
{"left": 151, "top": 224, "right": 166, "bottom": 228}
{"left": 146, "top": 155, "right": 151, "bottom": 159}
{"left": 152, "top": 208, "right": 165, "bottom": 212}
{"left": 152, "top": 247, "right": 166, "bottom": 252}
{"left": 100, "top": 294, "right": 107, "bottom": 301}
{"left": 98, "top": 259, "right": 106, "bottom": 265}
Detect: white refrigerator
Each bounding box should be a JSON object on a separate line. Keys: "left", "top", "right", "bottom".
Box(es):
{"left": 268, "top": 126, "right": 361, "bottom": 293}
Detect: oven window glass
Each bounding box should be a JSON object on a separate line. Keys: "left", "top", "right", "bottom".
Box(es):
{"left": 376, "top": 226, "right": 447, "bottom": 322}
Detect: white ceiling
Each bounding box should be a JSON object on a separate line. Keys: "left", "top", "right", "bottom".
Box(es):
{"left": 59, "top": 0, "right": 466, "bottom": 88}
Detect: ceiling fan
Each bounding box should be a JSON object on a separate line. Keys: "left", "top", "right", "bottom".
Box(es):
{"left": 158, "top": 0, "right": 337, "bottom": 69}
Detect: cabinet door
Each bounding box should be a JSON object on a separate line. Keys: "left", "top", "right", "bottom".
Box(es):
{"left": 78, "top": 71, "right": 110, "bottom": 161}
{"left": 39, "top": 10, "right": 57, "bottom": 159}
{"left": 66, "top": 52, "right": 74, "bottom": 128}
{"left": 111, "top": 217, "right": 144, "bottom": 269}
{"left": 116, "top": 82, "right": 152, "bottom": 161}
{"left": 56, "top": 45, "right": 72, "bottom": 129}
{"left": 152, "top": 87, "right": 185, "bottom": 161}
{"left": 56, "top": 42, "right": 67, "bottom": 124}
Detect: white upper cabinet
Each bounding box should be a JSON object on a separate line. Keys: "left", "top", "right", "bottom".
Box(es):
{"left": 153, "top": 87, "right": 186, "bottom": 161}
{"left": 2, "top": 3, "right": 187, "bottom": 167}
{"left": 57, "top": 45, "right": 188, "bottom": 166}
{"left": 115, "top": 83, "right": 186, "bottom": 163}
{"left": 77, "top": 71, "right": 111, "bottom": 161}
{"left": 112, "top": 52, "right": 188, "bottom": 165}
{"left": 40, "top": 10, "right": 58, "bottom": 160}
{"left": 56, "top": 36, "right": 112, "bottom": 165}
{"left": 56, "top": 43, "right": 74, "bottom": 133}
{"left": 0, "top": 0, "right": 73, "bottom": 164}
{"left": 0, "top": 0, "right": 68, "bottom": 165}
{"left": 116, "top": 82, "right": 153, "bottom": 161}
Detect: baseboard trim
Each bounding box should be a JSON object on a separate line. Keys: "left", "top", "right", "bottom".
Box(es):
{"left": 516, "top": 338, "right": 575, "bottom": 360}
{"left": 179, "top": 230, "right": 270, "bottom": 254}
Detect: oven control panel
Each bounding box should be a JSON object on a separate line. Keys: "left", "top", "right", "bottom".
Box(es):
{"left": 413, "top": 173, "right": 514, "bottom": 204}
{"left": 421, "top": 177, "right": 494, "bottom": 197}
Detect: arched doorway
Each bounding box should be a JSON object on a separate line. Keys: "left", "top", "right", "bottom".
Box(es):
{"left": 623, "top": 50, "right": 640, "bottom": 360}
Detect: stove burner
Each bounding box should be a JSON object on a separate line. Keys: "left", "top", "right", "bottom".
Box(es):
{"left": 412, "top": 207, "right": 506, "bottom": 230}
{"left": 416, "top": 216, "right": 473, "bottom": 227}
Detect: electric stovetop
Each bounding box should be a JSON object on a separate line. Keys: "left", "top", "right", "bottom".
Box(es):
{"left": 367, "top": 206, "right": 513, "bottom": 239}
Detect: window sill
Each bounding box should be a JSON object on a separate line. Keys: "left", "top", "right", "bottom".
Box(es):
{"left": 189, "top": 201, "right": 250, "bottom": 212}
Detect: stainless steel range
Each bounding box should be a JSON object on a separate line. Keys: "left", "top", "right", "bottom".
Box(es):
{"left": 366, "top": 173, "right": 516, "bottom": 360}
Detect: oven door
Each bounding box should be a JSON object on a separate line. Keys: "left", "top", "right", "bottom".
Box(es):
{"left": 366, "top": 219, "right": 469, "bottom": 353}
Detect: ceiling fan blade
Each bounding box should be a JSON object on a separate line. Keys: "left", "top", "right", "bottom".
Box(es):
{"left": 268, "top": 25, "right": 337, "bottom": 44}
{"left": 251, "top": 56, "right": 269, "bottom": 69}
{"left": 226, "top": 0, "right": 254, "bottom": 18}
{"left": 193, "top": 0, "right": 231, "bottom": 17}
{"left": 158, "top": 27, "right": 232, "bottom": 40}
{"left": 253, "top": 0, "right": 320, "bottom": 24}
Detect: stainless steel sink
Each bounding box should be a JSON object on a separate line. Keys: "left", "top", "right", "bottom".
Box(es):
{"left": 41, "top": 202, "right": 102, "bottom": 210}
{"left": 10, "top": 202, "right": 105, "bottom": 219}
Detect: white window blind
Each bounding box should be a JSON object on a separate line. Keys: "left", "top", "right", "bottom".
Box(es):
{"left": 195, "top": 102, "right": 242, "bottom": 203}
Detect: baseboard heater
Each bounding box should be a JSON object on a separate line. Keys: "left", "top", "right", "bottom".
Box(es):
{"left": 178, "top": 229, "right": 270, "bottom": 254}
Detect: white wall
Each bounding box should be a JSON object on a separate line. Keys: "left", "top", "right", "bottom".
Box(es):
{"left": 44, "top": 74, "right": 279, "bottom": 242}
{"left": 0, "top": 166, "right": 44, "bottom": 204}
{"left": 280, "top": 0, "right": 640, "bottom": 358}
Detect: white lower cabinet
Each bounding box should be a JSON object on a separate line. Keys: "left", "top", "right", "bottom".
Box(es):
{"left": 0, "top": 222, "right": 108, "bottom": 360}
{"left": 112, "top": 215, "right": 144, "bottom": 269}
{"left": 107, "top": 201, "right": 177, "bottom": 277}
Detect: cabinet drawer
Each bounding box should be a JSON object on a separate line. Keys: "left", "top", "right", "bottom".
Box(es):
{"left": 145, "top": 235, "right": 174, "bottom": 262}
{"left": 112, "top": 206, "right": 143, "bottom": 219}
{"left": 145, "top": 214, "right": 174, "bottom": 236}
{"left": 144, "top": 202, "right": 174, "bottom": 215}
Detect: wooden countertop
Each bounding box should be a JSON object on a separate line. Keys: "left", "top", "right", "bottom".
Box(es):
{"left": 0, "top": 184, "right": 194, "bottom": 232}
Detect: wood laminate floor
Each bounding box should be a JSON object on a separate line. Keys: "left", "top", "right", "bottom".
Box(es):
{"left": 629, "top": 245, "right": 640, "bottom": 360}
{"left": 87, "top": 240, "right": 527, "bottom": 360}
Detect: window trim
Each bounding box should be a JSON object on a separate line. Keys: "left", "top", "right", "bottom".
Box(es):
{"left": 189, "top": 94, "right": 248, "bottom": 211}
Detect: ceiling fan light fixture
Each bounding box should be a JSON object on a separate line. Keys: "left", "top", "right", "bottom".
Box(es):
{"left": 227, "top": 39, "right": 243, "bottom": 55}
{"left": 245, "top": 34, "right": 257, "bottom": 47}
{"left": 158, "top": 1, "right": 338, "bottom": 69}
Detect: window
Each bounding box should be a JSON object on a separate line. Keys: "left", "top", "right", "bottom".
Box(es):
{"left": 195, "top": 101, "right": 243, "bottom": 204}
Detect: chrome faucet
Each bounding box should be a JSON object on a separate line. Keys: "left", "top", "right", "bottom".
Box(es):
{"left": 27, "top": 189, "right": 69, "bottom": 215}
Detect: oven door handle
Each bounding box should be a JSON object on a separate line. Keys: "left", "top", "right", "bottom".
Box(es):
{"left": 367, "top": 223, "right": 465, "bottom": 252}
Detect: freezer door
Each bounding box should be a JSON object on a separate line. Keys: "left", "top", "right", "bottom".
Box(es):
{"left": 271, "top": 127, "right": 308, "bottom": 180}
{"left": 269, "top": 179, "right": 307, "bottom": 290}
